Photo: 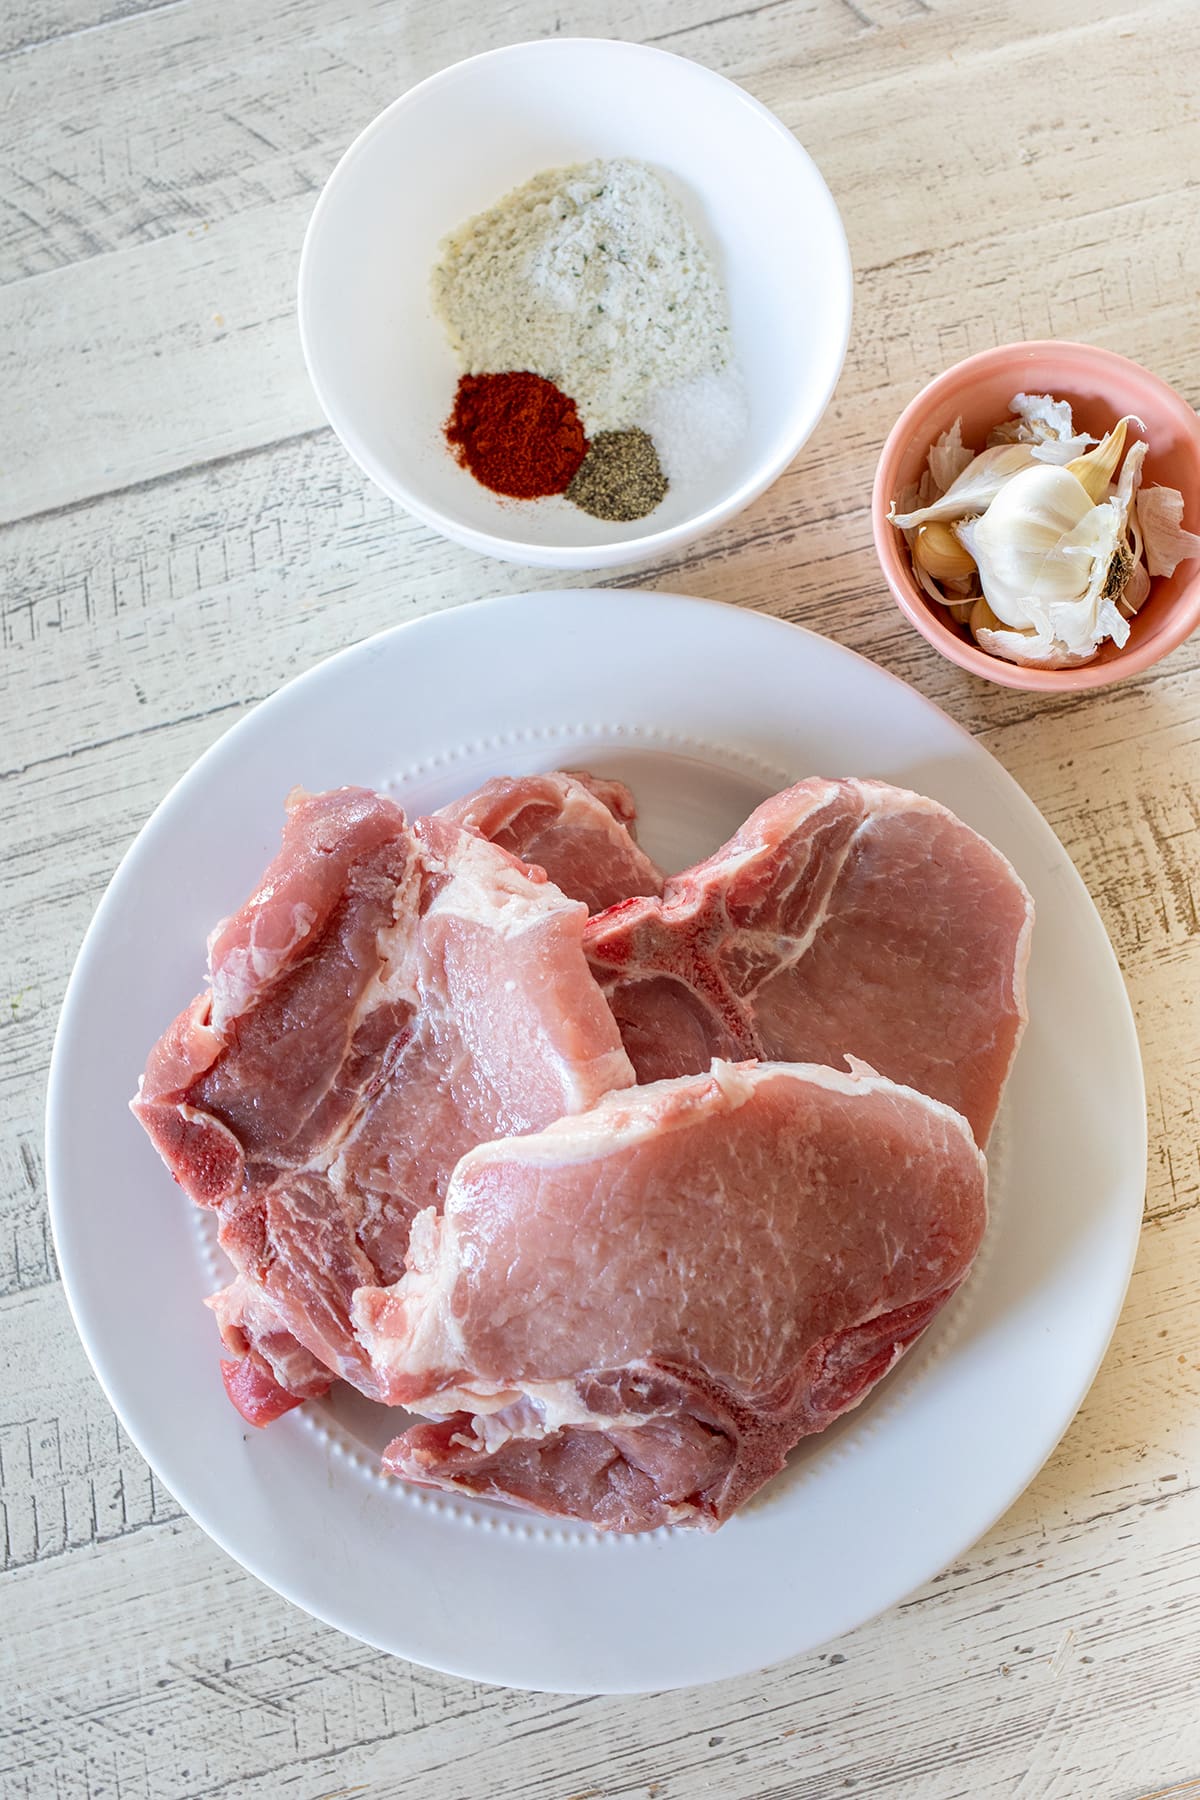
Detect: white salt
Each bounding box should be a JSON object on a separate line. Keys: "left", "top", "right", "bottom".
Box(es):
{"left": 638, "top": 368, "right": 749, "bottom": 484}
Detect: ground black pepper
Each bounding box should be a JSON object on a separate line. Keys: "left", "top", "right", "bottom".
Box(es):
{"left": 566, "top": 428, "right": 668, "bottom": 522}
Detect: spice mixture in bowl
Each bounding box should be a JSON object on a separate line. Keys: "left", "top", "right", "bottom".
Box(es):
{"left": 432, "top": 157, "right": 740, "bottom": 522}
{"left": 298, "top": 38, "right": 851, "bottom": 570}
{"left": 433, "top": 157, "right": 738, "bottom": 522}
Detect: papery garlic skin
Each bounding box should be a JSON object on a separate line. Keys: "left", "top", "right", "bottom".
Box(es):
{"left": 973, "top": 622, "right": 1102, "bottom": 669}
{"left": 888, "top": 444, "right": 1037, "bottom": 529}
{"left": 993, "top": 393, "right": 1098, "bottom": 463}
{"left": 927, "top": 419, "right": 976, "bottom": 496}
{"left": 1138, "top": 485, "right": 1200, "bottom": 577}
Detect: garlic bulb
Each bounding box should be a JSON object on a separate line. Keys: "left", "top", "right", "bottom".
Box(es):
{"left": 954, "top": 463, "right": 1131, "bottom": 658}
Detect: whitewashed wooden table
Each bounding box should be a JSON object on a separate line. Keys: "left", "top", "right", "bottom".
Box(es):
{"left": 3, "top": 2, "right": 1199, "bottom": 1795}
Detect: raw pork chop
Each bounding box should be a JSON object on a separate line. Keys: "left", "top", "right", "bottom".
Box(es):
{"left": 584, "top": 778, "right": 1033, "bottom": 1144}
{"left": 353, "top": 1060, "right": 988, "bottom": 1532}
{"left": 132, "top": 788, "right": 634, "bottom": 1423}
{"left": 438, "top": 770, "right": 664, "bottom": 913}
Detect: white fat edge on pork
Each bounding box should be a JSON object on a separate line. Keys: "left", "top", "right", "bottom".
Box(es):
{"left": 550, "top": 776, "right": 617, "bottom": 833}
{"left": 417, "top": 1369, "right": 678, "bottom": 1437}
{"left": 630, "top": 778, "right": 856, "bottom": 980}
{"left": 444, "top": 772, "right": 618, "bottom": 837}
{"left": 360, "top": 845, "right": 426, "bottom": 1011}
{"left": 416, "top": 1388, "right": 718, "bottom": 1533}
{"left": 447, "top": 1057, "right": 987, "bottom": 1174}
{"left": 350, "top": 1203, "right": 462, "bottom": 1385}
{"left": 628, "top": 777, "right": 861, "bottom": 987}
{"left": 208, "top": 805, "right": 425, "bottom": 1045}
{"left": 422, "top": 824, "right": 586, "bottom": 937}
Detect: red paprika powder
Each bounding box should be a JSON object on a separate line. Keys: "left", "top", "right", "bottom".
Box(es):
{"left": 445, "top": 371, "right": 588, "bottom": 499}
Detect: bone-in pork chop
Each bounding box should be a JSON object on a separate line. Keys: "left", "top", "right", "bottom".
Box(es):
{"left": 583, "top": 778, "right": 1033, "bottom": 1144}
{"left": 132, "top": 788, "right": 634, "bottom": 1423}
{"left": 353, "top": 1060, "right": 988, "bottom": 1532}
{"left": 438, "top": 770, "right": 664, "bottom": 913}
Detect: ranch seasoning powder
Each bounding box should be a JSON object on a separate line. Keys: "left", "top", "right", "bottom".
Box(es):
{"left": 432, "top": 159, "right": 732, "bottom": 434}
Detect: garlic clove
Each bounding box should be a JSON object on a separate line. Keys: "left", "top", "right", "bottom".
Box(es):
{"left": 1067, "top": 416, "right": 1136, "bottom": 502}
{"left": 907, "top": 543, "right": 959, "bottom": 610}
{"left": 1119, "top": 559, "right": 1151, "bottom": 618}
{"left": 969, "top": 596, "right": 1005, "bottom": 636}
{"left": 893, "top": 482, "right": 966, "bottom": 609}
{"left": 914, "top": 521, "right": 978, "bottom": 581}
{"left": 889, "top": 443, "right": 1037, "bottom": 529}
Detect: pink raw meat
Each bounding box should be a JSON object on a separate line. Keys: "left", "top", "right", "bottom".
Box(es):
{"left": 584, "top": 778, "right": 1033, "bottom": 1145}
{"left": 438, "top": 770, "right": 664, "bottom": 913}
{"left": 353, "top": 1060, "right": 988, "bottom": 1532}
{"left": 132, "top": 788, "right": 634, "bottom": 1422}
{"left": 208, "top": 1275, "right": 336, "bottom": 1426}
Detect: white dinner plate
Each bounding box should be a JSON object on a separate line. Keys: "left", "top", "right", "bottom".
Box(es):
{"left": 46, "top": 591, "right": 1146, "bottom": 1693}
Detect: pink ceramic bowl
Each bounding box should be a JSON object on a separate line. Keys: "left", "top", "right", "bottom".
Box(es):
{"left": 871, "top": 340, "right": 1200, "bottom": 692}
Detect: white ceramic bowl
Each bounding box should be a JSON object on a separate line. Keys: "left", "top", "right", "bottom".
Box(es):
{"left": 297, "top": 39, "right": 852, "bottom": 570}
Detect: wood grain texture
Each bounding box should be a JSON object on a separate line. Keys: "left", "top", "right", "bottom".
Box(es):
{"left": 3, "top": 0, "right": 1199, "bottom": 1794}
